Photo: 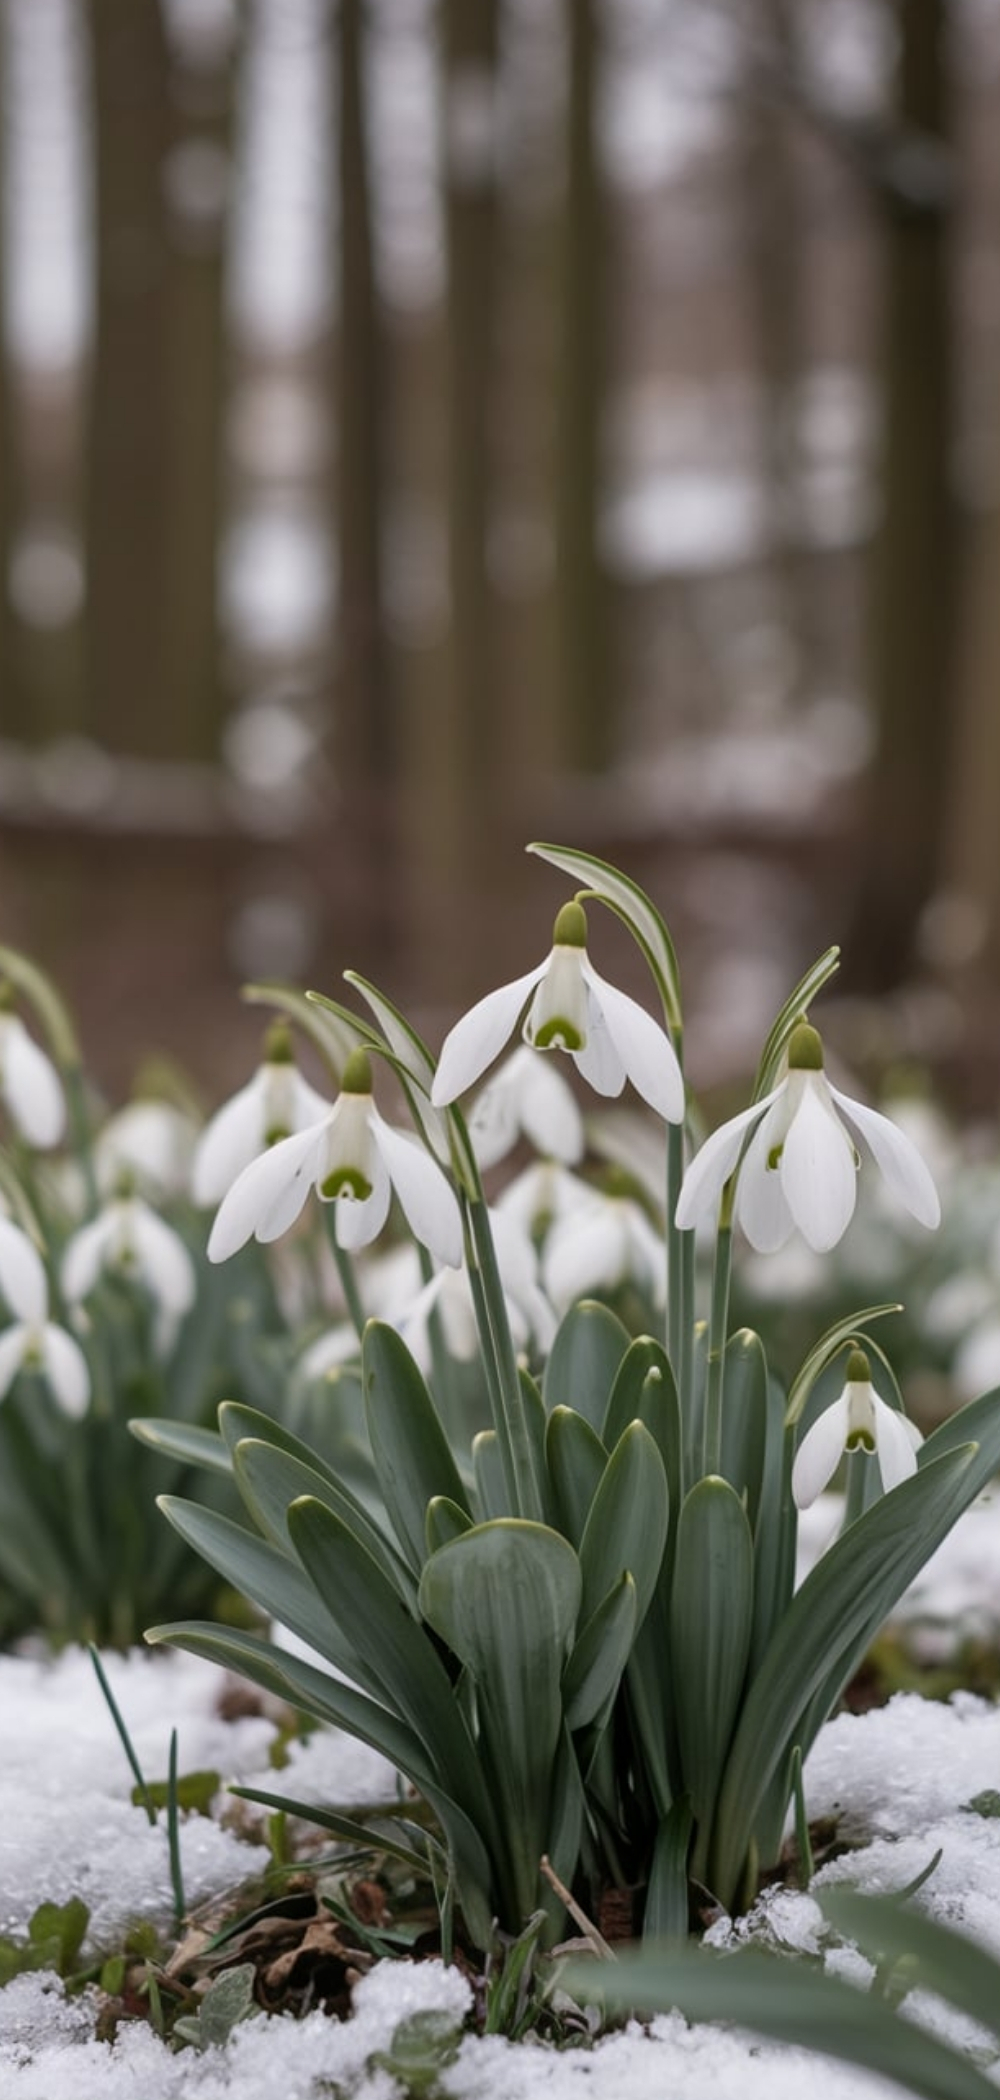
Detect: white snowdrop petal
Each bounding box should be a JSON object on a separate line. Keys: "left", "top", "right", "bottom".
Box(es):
{"left": 544, "top": 1202, "right": 623, "bottom": 1310}
{"left": 674, "top": 1090, "right": 779, "bottom": 1232}
{"left": 780, "top": 1079, "right": 858, "bottom": 1251}
{"left": 373, "top": 1117, "right": 463, "bottom": 1268}
{"left": 831, "top": 1088, "right": 942, "bottom": 1231}
{"left": 571, "top": 997, "right": 628, "bottom": 1097}
{"left": 132, "top": 1203, "right": 197, "bottom": 1315}
{"left": 0, "top": 1215, "right": 48, "bottom": 1324}
{"left": 191, "top": 1076, "right": 267, "bottom": 1205}
{"left": 40, "top": 1323, "right": 91, "bottom": 1418}
{"left": 873, "top": 1396, "right": 923, "bottom": 1492}
{"left": 208, "top": 1123, "right": 324, "bottom": 1261}
{"left": 292, "top": 1071, "right": 336, "bottom": 1126}
{"left": 792, "top": 1393, "right": 852, "bottom": 1509}
{"left": 0, "top": 1325, "right": 28, "bottom": 1402}
{"left": 467, "top": 1066, "right": 521, "bottom": 1170}
{"left": 331, "top": 1153, "right": 392, "bottom": 1251}
{"left": 1, "top": 1017, "right": 65, "bottom": 1147}
{"left": 517, "top": 1051, "right": 585, "bottom": 1164}
{"left": 431, "top": 964, "right": 546, "bottom": 1105}
{"left": 736, "top": 1108, "right": 797, "bottom": 1254}
{"left": 61, "top": 1214, "right": 113, "bottom": 1302}
{"left": 583, "top": 963, "right": 685, "bottom": 1123}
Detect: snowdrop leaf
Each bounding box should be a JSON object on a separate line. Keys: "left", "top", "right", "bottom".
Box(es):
{"left": 602, "top": 1334, "right": 679, "bottom": 1456}
{"left": 472, "top": 1430, "right": 508, "bottom": 1519}
{"left": 543, "top": 1299, "right": 631, "bottom": 1432}
{"left": 751, "top": 944, "right": 841, "bottom": 1102}
{"left": 155, "top": 1495, "right": 372, "bottom": 1690}
{"left": 426, "top": 1496, "right": 473, "bottom": 1553}
{"left": 344, "top": 972, "right": 469, "bottom": 1174}
{"left": 561, "top": 1943, "right": 997, "bottom": 2100}
{"left": 562, "top": 1571, "right": 637, "bottom": 1732}
{"left": 419, "top": 1519, "right": 582, "bottom": 1923}
{"left": 718, "top": 1328, "right": 769, "bottom": 1529}
{"left": 710, "top": 1441, "right": 991, "bottom": 1908}
{"left": 819, "top": 1887, "right": 1000, "bottom": 2045}
{"left": 526, "top": 843, "right": 681, "bottom": 1026}
{"left": 545, "top": 1406, "right": 607, "bottom": 1548}
{"left": 128, "top": 1417, "right": 233, "bottom": 1477}
{"left": 643, "top": 1797, "right": 694, "bottom": 1944}
{"left": 579, "top": 1420, "right": 669, "bottom": 1630}
{"left": 363, "top": 1321, "right": 472, "bottom": 1575}
{"left": 228, "top": 1787, "right": 442, "bottom": 1878}
{"left": 670, "top": 1477, "right": 753, "bottom": 1864}
{"left": 288, "top": 1497, "right": 495, "bottom": 1834}
{"left": 233, "top": 1435, "right": 416, "bottom": 1606}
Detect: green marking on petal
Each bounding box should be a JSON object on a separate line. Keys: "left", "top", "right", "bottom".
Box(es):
{"left": 845, "top": 1428, "right": 876, "bottom": 1453}
{"left": 534, "top": 1016, "right": 585, "bottom": 1052}
{"left": 846, "top": 1346, "right": 871, "bottom": 1383}
{"left": 767, "top": 1144, "right": 783, "bottom": 1172}
{"left": 552, "top": 900, "right": 588, "bottom": 949}
{"left": 264, "top": 1123, "right": 292, "bottom": 1147}
{"left": 787, "top": 1022, "right": 824, "bottom": 1071}
{"left": 340, "top": 1048, "right": 373, "bottom": 1096}
{"left": 320, "top": 1166, "right": 372, "bottom": 1202}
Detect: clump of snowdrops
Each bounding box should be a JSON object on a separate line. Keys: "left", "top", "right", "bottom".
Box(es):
{"left": 132, "top": 846, "right": 1000, "bottom": 1956}
{"left": 0, "top": 947, "right": 292, "bottom": 1646}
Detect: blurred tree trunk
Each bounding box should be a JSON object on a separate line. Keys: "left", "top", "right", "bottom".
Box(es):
{"left": 86, "top": 0, "right": 228, "bottom": 762}
{"left": 849, "top": 0, "right": 954, "bottom": 984}
{"left": 938, "top": 444, "right": 1000, "bottom": 983}
{"left": 428, "top": 0, "right": 499, "bottom": 889}
{"left": 333, "top": 0, "right": 397, "bottom": 928}
{"left": 556, "top": 0, "right": 609, "bottom": 772}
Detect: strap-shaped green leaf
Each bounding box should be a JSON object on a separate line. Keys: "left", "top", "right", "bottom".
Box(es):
{"left": 155, "top": 1495, "right": 371, "bottom": 1692}
{"left": 233, "top": 1437, "right": 415, "bottom": 1606}
{"left": 363, "top": 1321, "right": 471, "bottom": 1574}
{"left": 562, "top": 1572, "right": 637, "bottom": 1733}
{"left": 129, "top": 1417, "right": 233, "bottom": 1475}
{"left": 579, "top": 1420, "right": 668, "bottom": 1629}
{"left": 710, "top": 1441, "right": 987, "bottom": 1906}
{"left": 426, "top": 1496, "right": 473, "bottom": 1554}
{"left": 751, "top": 944, "right": 841, "bottom": 1101}
{"left": 472, "top": 1430, "right": 508, "bottom": 1519}
{"left": 560, "top": 1942, "right": 996, "bottom": 2100}
{"left": 545, "top": 1406, "right": 607, "bottom": 1548}
{"left": 643, "top": 1797, "right": 693, "bottom": 1943}
{"left": 670, "top": 1477, "right": 753, "bottom": 1874}
{"left": 820, "top": 1887, "right": 1000, "bottom": 2044}
{"left": 718, "top": 1329, "right": 768, "bottom": 1525}
{"left": 543, "top": 1300, "right": 631, "bottom": 1432}
{"left": 228, "top": 1786, "right": 442, "bottom": 1878}
{"left": 287, "top": 1496, "right": 495, "bottom": 1842}
{"left": 419, "top": 1519, "right": 582, "bottom": 1927}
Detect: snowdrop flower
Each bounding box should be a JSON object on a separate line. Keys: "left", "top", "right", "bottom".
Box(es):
{"left": 0, "top": 1002, "right": 65, "bottom": 1147}
{"left": 676, "top": 1022, "right": 941, "bottom": 1254}
{"left": 792, "top": 1348, "right": 922, "bottom": 1509}
{"left": 431, "top": 900, "right": 684, "bottom": 1123}
{"left": 467, "top": 1045, "right": 585, "bottom": 1169}
{"left": 96, "top": 1100, "right": 198, "bottom": 1198}
{"left": 0, "top": 1214, "right": 89, "bottom": 1418}
{"left": 62, "top": 1193, "right": 197, "bottom": 1321}
{"left": 542, "top": 1185, "right": 666, "bottom": 1313}
{"left": 207, "top": 1048, "right": 463, "bottom": 1269}
{"left": 192, "top": 1024, "right": 333, "bottom": 1206}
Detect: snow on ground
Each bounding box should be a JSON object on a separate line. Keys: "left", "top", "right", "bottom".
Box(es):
{"left": 4, "top": 1493, "right": 1000, "bottom": 2096}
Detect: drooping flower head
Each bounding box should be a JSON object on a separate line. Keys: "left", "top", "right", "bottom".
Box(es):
{"left": 431, "top": 900, "right": 684, "bottom": 1123}
{"left": 62, "top": 1187, "right": 197, "bottom": 1326}
{"left": 792, "top": 1346, "right": 923, "bottom": 1509}
{"left": 192, "top": 1021, "right": 333, "bottom": 1207}
{"left": 208, "top": 1047, "right": 463, "bottom": 1269}
{"left": 0, "top": 1213, "right": 89, "bottom": 1418}
{"left": 467, "top": 1045, "right": 585, "bottom": 1169}
{"left": 0, "top": 987, "right": 65, "bottom": 1149}
{"left": 676, "top": 1021, "right": 941, "bottom": 1253}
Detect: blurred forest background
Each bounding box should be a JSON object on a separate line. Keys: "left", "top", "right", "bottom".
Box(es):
{"left": 1, "top": 0, "right": 1000, "bottom": 1106}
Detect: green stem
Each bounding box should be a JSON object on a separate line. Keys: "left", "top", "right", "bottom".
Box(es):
{"left": 65, "top": 1063, "right": 100, "bottom": 1216}
{"left": 467, "top": 1197, "right": 544, "bottom": 1522}
{"left": 323, "top": 1211, "right": 366, "bottom": 1339}
{"left": 702, "top": 1187, "right": 735, "bottom": 1477}
{"left": 416, "top": 1240, "right": 464, "bottom": 1445}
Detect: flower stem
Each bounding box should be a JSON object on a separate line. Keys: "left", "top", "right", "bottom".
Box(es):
{"left": 467, "top": 1197, "right": 544, "bottom": 1522}
{"left": 702, "top": 1186, "right": 735, "bottom": 1477}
